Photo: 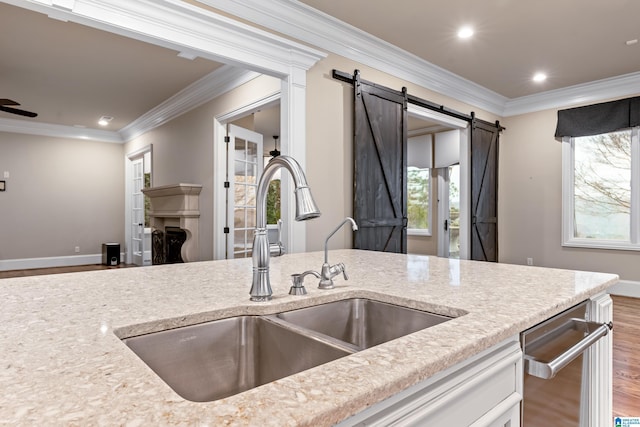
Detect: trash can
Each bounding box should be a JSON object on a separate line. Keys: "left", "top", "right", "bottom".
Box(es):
{"left": 102, "top": 243, "right": 120, "bottom": 266}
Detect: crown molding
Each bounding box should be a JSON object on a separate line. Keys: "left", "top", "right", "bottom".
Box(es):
{"left": 502, "top": 71, "right": 640, "bottom": 116}
{"left": 7, "top": 0, "right": 326, "bottom": 76}
{"left": 197, "top": 0, "right": 508, "bottom": 115}
{"left": 2, "top": 0, "right": 328, "bottom": 143}
{"left": 0, "top": 117, "right": 123, "bottom": 143}
{"left": 201, "top": 0, "right": 640, "bottom": 117}
{"left": 119, "top": 65, "right": 261, "bottom": 142}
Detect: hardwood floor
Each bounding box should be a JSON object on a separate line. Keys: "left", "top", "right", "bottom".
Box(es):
{"left": 612, "top": 295, "right": 640, "bottom": 417}
{"left": 1, "top": 266, "right": 638, "bottom": 417}
{"left": 0, "top": 263, "right": 132, "bottom": 279}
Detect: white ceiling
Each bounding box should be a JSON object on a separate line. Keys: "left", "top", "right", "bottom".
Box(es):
{"left": 0, "top": 2, "right": 221, "bottom": 131}
{"left": 1, "top": 0, "right": 639, "bottom": 136}
{"left": 298, "top": 0, "right": 640, "bottom": 99}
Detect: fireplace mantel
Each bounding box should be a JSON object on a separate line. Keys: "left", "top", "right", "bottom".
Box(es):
{"left": 142, "top": 183, "right": 202, "bottom": 263}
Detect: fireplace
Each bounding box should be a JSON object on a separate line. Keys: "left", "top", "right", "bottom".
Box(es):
{"left": 151, "top": 227, "right": 187, "bottom": 264}
{"left": 142, "top": 183, "right": 202, "bottom": 264}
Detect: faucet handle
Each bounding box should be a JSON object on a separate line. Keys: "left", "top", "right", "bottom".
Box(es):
{"left": 289, "top": 270, "right": 321, "bottom": 296}
{"left": 341, "top": 264, "right": 349, "bottom": 281}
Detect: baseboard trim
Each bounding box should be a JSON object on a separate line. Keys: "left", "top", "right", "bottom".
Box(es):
{"left": 0, "top": 254, "right": 123, "bottom": 272}
{"left": 607, "top": 280, "right": 640, "bottom": 298}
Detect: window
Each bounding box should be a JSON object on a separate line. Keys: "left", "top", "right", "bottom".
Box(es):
{"left": 407, "top": 166, "right": 431, "bottom": 235}
{"left": 562, "top": 127, "right": 640, "bottom": 250}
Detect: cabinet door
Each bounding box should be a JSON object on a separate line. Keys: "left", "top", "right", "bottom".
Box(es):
{"left": 336, "top": 339, "right": 523, "bottom": 426}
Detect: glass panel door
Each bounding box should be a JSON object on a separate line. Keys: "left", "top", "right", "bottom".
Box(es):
{"left": 131, "top": 157, "right": 144, "bottom": 265}
{"left": 226, "top": 124, "right": 263, "bottom": 259}
{"left": 448, "top": 164, "right": 461, "bottom": 258}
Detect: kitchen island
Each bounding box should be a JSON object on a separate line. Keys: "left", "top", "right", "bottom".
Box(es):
{"left": 0, "top": 250, "right": 617, "bottom": 425}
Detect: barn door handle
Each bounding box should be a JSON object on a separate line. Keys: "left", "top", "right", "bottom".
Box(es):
{"left": 444, "top": 219, "right": 448, "bottom": 231}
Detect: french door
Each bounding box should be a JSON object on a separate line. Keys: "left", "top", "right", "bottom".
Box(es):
{"left": 225, "top": 124, "right": 264, "bottom": 258}
{"left": 130, "top": 157, "right": 146, "bottom": 266}
{"left": 438, "top": 164, "right": 461, "bottom": 258}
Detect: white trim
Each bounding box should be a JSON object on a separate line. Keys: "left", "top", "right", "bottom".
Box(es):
{"left": 0, "top": 253, "right": 122, "bottom": 271}
{"left": 5, "top": 0, "right": 326, "bottom": 76}
{"left": 119, "top": 66, "right": 261, "bottom": 142}
{"left": 436, "top": 168, "right": 449, "bottom": 258}
{"left": 607, "top": 279, "right": 640, "bottom": 298}
{"left": 125, "top": 144, "right": 153, "bottom": 265}
{"left": 204, "top": 0, "right": 507, "bottom": 116}
{"left": 458, "top": 127, "right": 470, "bottom": 260}
{"left": 0, "top": 116, "right": 123, "bottom": 143}
{"left": 215, "top": 92, "right": 281, "bottom": 123}
{"left": 562, "top": 130, "right": 640, "bottom": 251}
{"left": 213, "top": 92, "right": 285, "bottom": 260}
{"left": 203, "top": 0, "right": 640, "bottom": 117}
{"left": 586, "top": 293, "right": 613, "bottom": 427}
{"left": 407, "top": 230, "right": 432, "bottom": 237}
{"left": 503, "top": 71, "right": 640, "bottom": 117}
{"left": 408, "top": 104, "right": 468, "bottom": 130}
{"left": 3, "top": 0, "right": 325, "bottom": 144}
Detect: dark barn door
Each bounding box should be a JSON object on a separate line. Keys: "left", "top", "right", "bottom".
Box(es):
{"left": 470, "top": 118, "right": 500, "bottom": 261}
{"left": 353, "top": 72, "right": 408, "bottom": 253}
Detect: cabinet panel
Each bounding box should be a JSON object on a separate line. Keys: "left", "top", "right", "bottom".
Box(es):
{"left": 338, "top": 338, "right": 522, "bottom": 426}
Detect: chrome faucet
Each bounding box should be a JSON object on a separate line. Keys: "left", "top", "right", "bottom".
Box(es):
{"left": 318, "top": 217, "right": 358, "bottom": 289}
{"left": 250, "top": 156, "right": 321, "bottom": 302}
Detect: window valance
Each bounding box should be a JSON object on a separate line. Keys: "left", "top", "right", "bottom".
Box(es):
{"left": 555, "top": 96, "right": 640, "bottom": 139}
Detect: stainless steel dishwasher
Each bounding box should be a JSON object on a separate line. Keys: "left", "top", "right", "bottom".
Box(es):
{"left": 520, "top": 300, "right": 613, "bottom": 426}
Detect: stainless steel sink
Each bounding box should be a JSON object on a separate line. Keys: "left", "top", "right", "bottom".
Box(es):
{"left": 275, "top": 298, "right": 452, "bottom": 350}
{"left": 122, "top": 298, "right": 454, "bottom": 402}
{"left": 123, "top": 316, "right": 351, "bottom": 402}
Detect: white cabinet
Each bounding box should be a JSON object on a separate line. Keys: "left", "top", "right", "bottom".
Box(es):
{"left": 338, "top": 294, "right": 613, "bottom": 427}
{"left": 337, "top": 338, "right": 523, "bottom": 427}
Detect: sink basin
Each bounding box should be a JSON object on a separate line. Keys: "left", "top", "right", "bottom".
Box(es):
{"left": 122, "top": 316, "right": 351, "bottom": 402}
{"left": 122, "top": 298, "right": 455, "bottom": 402}
{"left": 275, "top": 298, "right": 452, "bottom": 350}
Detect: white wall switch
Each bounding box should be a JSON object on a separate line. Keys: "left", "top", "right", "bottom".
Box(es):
{"left": 3, "top": 171, "right": 9, "bottom": 178}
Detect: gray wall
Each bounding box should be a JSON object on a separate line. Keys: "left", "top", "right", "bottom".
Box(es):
{"left": 125, "top": 75, "right": 281, "bottom": 261}
{"left": 501, "top": 100, "right": 640, "bottom": 282}
{"left": 0, "top": 132, "right": 124, "bottom": 260}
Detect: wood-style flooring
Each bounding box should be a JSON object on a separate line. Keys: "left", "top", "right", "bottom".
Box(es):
{"left": 612, "top": 295, "right": 640, "bottom": 417}
{"left": 0, "top": 263, "right": 131, "bottom": 279}
{"left": 1, "top": 266, "right": 638, "bottom": 417}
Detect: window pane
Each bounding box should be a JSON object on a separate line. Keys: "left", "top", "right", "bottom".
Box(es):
{"left": 234, "top": 138, "right": 246, "bottom": 160}
{"left": 573, "top": 131, "right": 631, "bottom": 240}
{"left": 407, "top": 167, "right": 429, "bottom": 230}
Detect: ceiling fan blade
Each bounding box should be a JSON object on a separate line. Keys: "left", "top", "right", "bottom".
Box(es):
{"left": 0, "top": 105, "right": 38, "bottom": 118}
{"left": 0, "top": 99, "right": 20, "bottom": 106}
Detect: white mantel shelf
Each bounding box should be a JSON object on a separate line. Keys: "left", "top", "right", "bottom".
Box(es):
{"left": 0, "top": 250, "right": 617, "bottom": 425}
{"left": 142, "top": 183, "right": 202, "bottom": 262}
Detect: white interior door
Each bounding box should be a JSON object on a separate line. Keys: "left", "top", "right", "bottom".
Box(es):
{"left": 131, "top": 157, "right": 145, "bottom": 266}
{"left": 226, "top": 124, "right": 263, "bottom": 259}
{"left": 438, "top": 164, "right": 461, "bottom": 258}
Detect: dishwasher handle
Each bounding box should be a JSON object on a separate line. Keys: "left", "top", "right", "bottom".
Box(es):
{"left": 525, "top": 319, "right": 613, "bottom": 380}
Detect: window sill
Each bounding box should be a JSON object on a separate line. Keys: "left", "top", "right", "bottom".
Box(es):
{"left": 562, "top": 239, "right": 640, "bottom": 252}
{"left": 408, "top": 229, "right": 432, "bottom": 237}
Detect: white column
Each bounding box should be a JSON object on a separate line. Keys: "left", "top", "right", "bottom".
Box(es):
{"left": 586, "top": 292, "right": 613, "bottom": 427}
{"left": 280, "top": 65, "right": 309, "bottom": 254}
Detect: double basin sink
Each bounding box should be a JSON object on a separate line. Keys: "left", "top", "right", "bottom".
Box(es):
{"left": 122, "top": 298, "right": 453, "bottom": 402}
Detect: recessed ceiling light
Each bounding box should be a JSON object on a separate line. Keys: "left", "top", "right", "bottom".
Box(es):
{"left": 98, "top": 116, "right": 113, "bottom": 126}
{"left": 533, "top": 72, "right": 547, "bottom": 83}
{"left": 457, "top": 26, "right": 474, "bottom": 39}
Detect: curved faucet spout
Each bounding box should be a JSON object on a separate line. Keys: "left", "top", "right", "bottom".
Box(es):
{"left": 324, "top": 217, "right": 358, "bottom": 263}
{"left": 250, "top": 156, "right": 321, "bottom": 302}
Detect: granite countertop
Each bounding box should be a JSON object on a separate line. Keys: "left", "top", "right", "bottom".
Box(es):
{"left": 0, "top": 250, "right": 618, "bottom": 426}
